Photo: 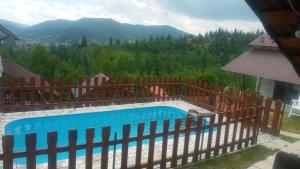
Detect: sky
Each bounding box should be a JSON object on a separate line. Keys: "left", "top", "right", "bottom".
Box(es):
{"left": 0, "top": 0, "right": 264, "bottom": 35}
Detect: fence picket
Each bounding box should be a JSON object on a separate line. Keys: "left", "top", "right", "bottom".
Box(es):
{"left": 171, "top": 119, "right": 181, "bottom": 168}
{"left": 26, "top": 133, "right": 37, "bottom": 169}
{"left": 2, "top": 135, "right": 14, "bottom": 169}
{"left": 214, "top": 113, "right": 223, "bottom": 156}
{"left": 101, "top": 126, "right": 111, "bottom": 169}
{"left": 121, "top": 124, "right": 130, "bottom": 169}
{"left": 68, "top": 130, "right": 77, "bottom": 169}
{"left": 147, "top": 121, "right": 157, "bottom": 169}
{"left": 182, "top": 117, "right": 192, "bottom": 165}
{"left": 85, "top": 128, "right": 94, "bottom": 169}
{"left": 193, "top": 116, "right": 203, "bottom": 162}
{"left": 206, "top": 114, "right": 215, "bottom": 158}
{"left": 135, "top": 123, "right": 145, "bottom": 168}
{"left": 160, "top": 120, "right": 170, "bottom": 169}
{"left": 47, "top": 132, "right": 57, "bottom": 169}
{"left": 252, "top": 96, "right": 264, "bottom": 145}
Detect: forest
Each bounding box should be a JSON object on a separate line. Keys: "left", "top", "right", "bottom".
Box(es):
{"left": 1, "top": 29, "right": 262, "bottom": 90}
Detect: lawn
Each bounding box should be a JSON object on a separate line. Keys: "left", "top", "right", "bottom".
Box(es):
{"left": 280, "top": 112, "right": 300, "bottom": 134}
{"left": 176, "top": 146, "right": 276, "bottom": 169}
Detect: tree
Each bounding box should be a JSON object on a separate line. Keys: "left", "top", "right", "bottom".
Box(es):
{"left": 109, "top": 37, "right": 113, "bottom": 46}
{"left": 80, "top": 35, "right": 87, "bottom": 48}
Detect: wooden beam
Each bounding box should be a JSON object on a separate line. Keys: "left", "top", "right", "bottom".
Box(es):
{"left": 263, "top": 11, "right": 297, "bottom": 25}
{"left": 278, "top": 37, "right": 300, "bottom": 49}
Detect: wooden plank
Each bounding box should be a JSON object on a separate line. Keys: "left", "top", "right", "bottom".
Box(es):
{"left": 214, "top": 113, "right": 224, "bottom": 156}
{"left": 47, "top": 132, "right": 58, "bottom": 169}
{"left": 58, "top": 78, "right": 63, "bottom": 109}
{"left": 30, "top": 77, "right": 35, "bottom": 110}
{"left": 92, "top": 77, "right": 98, "bottom": 105}
{"left": 67, "top": 77, "right": 72, "bottom": 107}
{"left": 171, "top": 119, "right": 181, "bottom": 168}
{"left": 135, "top": 123, "right": 145, "bottom": 168}
{"left": 147, "top": 121, "right": 157, "bottom": 169}
{"left": 252, "top": 96, "right": 264, "bottom": 145}
{"left": 182, "top": 117, "right": 192, "bottom": 165}
{"left": 121, "top": 124, "right": 131, "bottom": 169}
{"left": 160, "top": 120, "right": 170, "bottom": 169}
{"left": 192, "top": 116, "right": 203, "bottom": 162}
{"left": 101, "top": 126, "right": 111, "bottom": 169}
{"left": 78, "top": 78, "right": 83, "bottom": 106}
{"left": 40, "top": 79, "right": 46, "bottom": 109}
{"left": 19, "top": 78, "right": 26, "bottom": 110}
{"left": 271, "top": 100, "right": 283, "bottom": 135}
{"left": 262, "top": 97, "right": 272, "bottom": 130}
{"left": 85, "top": 128, "right": 95, "bottom": 169}
{"left": 230, "top": 98, "right": 239, "bottom": 152}
{"left": 263, "top": 11, "right": 296, "bottom": 25}
{"left": 2, "top": 135, "right": 14, "bottom": 169}
{"left": 206, "top": 114, "right": 215, "bottom": 158}
{"left": 85, "top": 78, "right": 90, "bottom": 105}
{"left": 26, "top": 133, "right": 37, "bottom": 169}
{"left": 9, "top": 77, "right": 15, "bottom": 108}
{"left": 238, "top": 101, "right": 247, "bottom": 150}
{"left": 49, "top": 79, "right": 54, "bottom": 109}
{"left": 68, "top": 130, "right": 77, "bottom": 169}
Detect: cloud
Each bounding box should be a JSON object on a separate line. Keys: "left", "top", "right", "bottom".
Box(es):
{"left": 0, "top": 0, "right": 264, "bottom": 35}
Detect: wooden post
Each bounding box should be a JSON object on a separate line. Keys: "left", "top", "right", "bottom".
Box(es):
{"left": 47, "top": 132, "right": 57, "bottom": 169}
{"left": 193, "top": 116, "right": 203, "bottom": 162}
{"left": 182, "top": 117, "right": 192, "bottom": 165}
{"left": 85, "top": 128, "right": 94, "bottom": 169}
{"left": 58, "top": 78, "right": 63, "bottom": 109}
{"left": 49, "top": 79, "right": 54, "bottom": 109}
{"left": 206, "top": 114, "right": 215, "bottom": 158}
{"left": 2, "top": 135, "right": 14, "bottom": 169}
{"left": 121, "top": 124, "right": 130, "bottom": 169}
{"left": 68, "top": 130, "right": 77, "bottom": 169}
{"left": 262, "top": 97, "right": 272, "bottom": 130}
{"left": 147, "top": 121, "right": 157, "bottom": 169}
{"left": 252, "top": 96, "right": 264, "bottom": 145}
{"left": 272, "top": 100, "right": 283, "bottom": 136}
{"left": 214, "top": 113, "right": 224, "bottom": 156}
{"left": 135, "top": 123, "right": 145, "bottom": 168}
{"left": 160, "top": 120, "right": 170, "bottom": 169}
{"left": 171, "top": 119, "right": 181, "bottom": 168}
{"left": 101, "top": 126, "right": 111, "bottom": 169}
{"left": 40, "top": 79, "right": 46, "bottom": 109}
{"left": 26, "top": 133, "right": 37, "bottom": 169}
{"left": 30, "top": 77, "right": 35, "bottom": 110}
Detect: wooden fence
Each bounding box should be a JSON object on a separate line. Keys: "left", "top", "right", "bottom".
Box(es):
{"left": 1, "top": 96, "right": 265, "bottom": 169}
{"left": 0, "top": 76, "right": 284, "bottom": 169}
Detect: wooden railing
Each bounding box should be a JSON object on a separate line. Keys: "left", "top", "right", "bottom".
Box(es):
{"left": 0, "top": 76, "right": 284, "bottom": 169}
{"left": 1, "top": 99, "right": 263, "bottom": 169}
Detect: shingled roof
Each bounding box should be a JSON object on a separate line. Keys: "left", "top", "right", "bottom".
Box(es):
{"left": 222, "top": 34, "right": 300, "bottom": 85}
{"left": 246, "top": 0, "right": 300, "bottom": 76}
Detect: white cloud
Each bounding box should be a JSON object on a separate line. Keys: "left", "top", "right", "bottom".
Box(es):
{"left": 0, "top": 0, "right": 264, "bottom": 35}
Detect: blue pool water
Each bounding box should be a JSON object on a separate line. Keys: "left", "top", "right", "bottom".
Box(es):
{"left": 5, "top": 106, "right": 193, "bottom": 164}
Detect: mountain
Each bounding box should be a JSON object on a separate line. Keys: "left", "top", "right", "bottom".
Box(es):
{"left": 16, "top": 18, "right": 189, "bottom": 43}
{"left": 0, "top": 19, "right": 28, "bottom": 34}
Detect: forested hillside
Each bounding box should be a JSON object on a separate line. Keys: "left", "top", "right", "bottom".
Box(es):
{"left": 1, "top": 29, "right": 262, "bottom": 90}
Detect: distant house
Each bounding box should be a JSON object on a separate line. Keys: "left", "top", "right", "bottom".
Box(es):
{"left": 222, "top": 34, "right": 300, "bottom": 104}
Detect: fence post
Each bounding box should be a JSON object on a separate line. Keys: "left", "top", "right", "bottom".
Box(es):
{"left": 2, "top": 135, "right": 14, "bottom": 169}
{"left": 193, "top": 116, "right": 203, "bottom": 162}
{"left": 26, "top": 133, "right": 37, "bottom": 169}
{"left": 171, "top": 119, "right": 181, "bottom": 168}
{"left": 30, "top": 77, "right": 35, "bottom": 110}
{"left": 121, "top": 124, "right": 130, "bottom": 169}
{"left": 252, "top": 96, "right": 264, "bottom": 145}
{"left": 261, "top": 97, "right": 272, "bottom": 131}
{"left": 272, "top": 100, "right": 283, "bottom": 136}
{"left": 182, "top": 117, "right": 192, "bottom": 165}
{"left": 47, "top": 132, "right": 57, "bottom": 169}
{"left": 85, "top": 128, "right": 94, "bottom": 169}
{"left": 160, "top": 120, "right": 170, "bottom": 169}
{"left": 206, "top": 113, "right": 215, "bottom": 158}
{"left": 68, "top": 130, "right": 77, "bottom": 169}
{"left": 135, "top": 123, "right": 145, "bottom": 168}
{"left": 101, "top": 126, "right": 111, "bottom": 169}
{"left": 214, "top": 113, "right": 224, "bottom": 156}
{"left": 147, "top": 121, "right": 157, "bottom": 169}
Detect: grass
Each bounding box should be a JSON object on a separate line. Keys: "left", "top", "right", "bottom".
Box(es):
{"left": 280, "top": 112, "right": 300, "bottom": 134}
{"left": 176, "top": 145, "right": 276, "bottom": 169}
{"left": 279, "top": 134, "right": 300, "bottom": 143}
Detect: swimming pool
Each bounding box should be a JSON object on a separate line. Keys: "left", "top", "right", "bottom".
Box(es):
{"left": 5, "top": 106, "right": 191, "bottom": 164}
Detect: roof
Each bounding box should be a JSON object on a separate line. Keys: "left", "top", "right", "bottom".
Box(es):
{"left": 222, "top": 48, "right": 300, "bottom": 85}
{"left": 2, "top": 58, "right": 50, "bottom": 87}
{"left": 246, "top": 0, "right": 300, "bottom": 76}
{"left": 249, "top": 34, "right": 278, "bottom": 48}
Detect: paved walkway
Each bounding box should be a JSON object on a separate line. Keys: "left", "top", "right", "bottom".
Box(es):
{"left": 248, "top": 138, "right": 300, "bottom": 169}
{"left": 280, "top": 131, "right": 300, "bottom": 139}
